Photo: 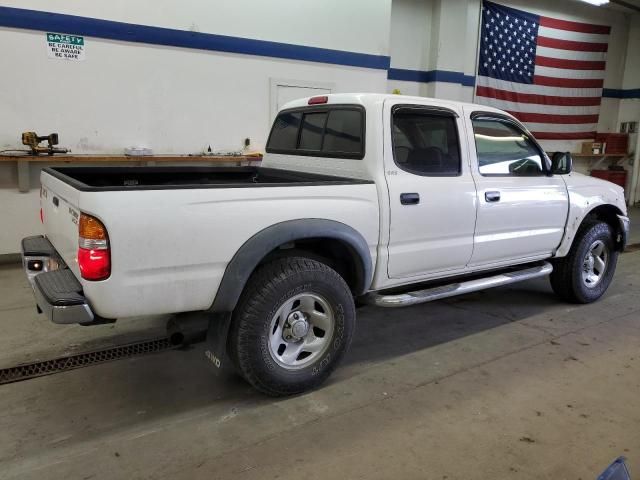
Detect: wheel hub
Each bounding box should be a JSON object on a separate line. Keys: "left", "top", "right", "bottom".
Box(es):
{"left": 584, "top": 255, "right": 595, "bottom": 272}
{"left": 267, "top": 293, "right": 335, "bottom": 370}
{"left": 283, "top": 311, "right": 309, "bottom": 342}
{"left": 581, "top": 239, "right": 609, "bottom": 288}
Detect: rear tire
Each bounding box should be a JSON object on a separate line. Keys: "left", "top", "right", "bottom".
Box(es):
{"left": 229, "top": 257, "right": 355, "bottom": 396}
{"left": 550, "top": 220, "right": 618, "bottom": 304}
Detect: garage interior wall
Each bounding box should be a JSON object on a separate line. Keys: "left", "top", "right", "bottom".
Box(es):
{"left": 618, "top": 19, "right": 640, "bottom": 148}
{"left": 0, "top": 0, "right": 638, "bottom": 255}
{"left": 0, "top": 0, "right": 393, "bottom": 255}
{"left": 0, "top": 0, "right": 392, "bottom": 153}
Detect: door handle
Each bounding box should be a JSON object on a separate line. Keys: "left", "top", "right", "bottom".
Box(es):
{"left": 400, "top": 193, "right": 420, "bottom": 205}
{"left": 485, "top": 191, "right": 501, "bottom": 202}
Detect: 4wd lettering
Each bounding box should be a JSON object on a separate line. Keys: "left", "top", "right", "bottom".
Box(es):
{"left": 205, "top": 350, "right": 221, "bottom": 368}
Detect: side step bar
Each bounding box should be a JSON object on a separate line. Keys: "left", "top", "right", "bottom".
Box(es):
{"left": 365, "top": 262, "right": 553, "bottom": 308}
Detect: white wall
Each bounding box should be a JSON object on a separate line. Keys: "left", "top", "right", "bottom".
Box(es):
{"left": 618, "top": 16, "right": 640, "bottom": 129}
{"left": 0, "top": 0, "right": 392, "bottom": 254}
{"left": 2, "top": 0, "right": 634, "bottom": 157}
{"left": 387, "top": 0, "right": 479, "bottom": 102}
{"left": 0, "top": 30, "right": 387, "bottom": 154}
{"left": 389, "top": 0, "right": 433, "bottom": 73}
{"left": 0, "top": 0, "right": 392, "bottom": 154}
{"left": 0, "top": 0, "right": 390, "bottom": 55}
{"left": 618, "top": 14, "right": 640, "bottom": 203}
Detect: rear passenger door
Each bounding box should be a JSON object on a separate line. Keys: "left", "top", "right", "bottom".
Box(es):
{"left": 385, "top": 101, "right": 478, "bottom": 279}
{"left": 465, "top": 110, "right": 569, "bottom": 267}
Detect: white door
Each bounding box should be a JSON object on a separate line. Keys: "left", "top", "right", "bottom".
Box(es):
{"left": 276, "top": 86, "right": 331, "bottom": 110}
{"left": 270, "top": 79, "right": 332, "bottom": 120}
{"left": 385, "top": 100, "right": 478, "bottom": 279}
{"left": 465, "top": 110, "right": 569, "bottom": 267}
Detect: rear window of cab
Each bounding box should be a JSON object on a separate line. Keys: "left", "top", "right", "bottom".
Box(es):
{"left": 266, "top": 106, "right": 365, "bottom": 159}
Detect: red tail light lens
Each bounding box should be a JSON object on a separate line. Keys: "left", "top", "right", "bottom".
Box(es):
{"left": 40, "top": 208, "right": 44, "bottom": 224}
{"left": 78, "top": 248, "right": 110, "bottom": 280}
{"left": 78, "top": 213, "right": 110, "bottom": 281}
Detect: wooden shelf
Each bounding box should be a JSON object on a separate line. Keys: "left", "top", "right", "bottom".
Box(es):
{"left": 571, "top": 153, "right": 628, "bottom": 157}
{"left": 567, "top": 152, "right": 631, "bottom": 172}
{"left": 0, "top": 154, "right": 262, "bottom": 163}
{"left": 0, "top": 154, "right": 262, "bottom": 192}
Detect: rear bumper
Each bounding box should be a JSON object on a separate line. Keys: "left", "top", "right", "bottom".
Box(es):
{"left": 21, "top": 236, "right": 95, "bottom": 325}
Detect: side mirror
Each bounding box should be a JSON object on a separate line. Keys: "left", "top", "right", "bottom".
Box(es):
{"left": 551, "top": 151, "right": 573, "bottom": 175}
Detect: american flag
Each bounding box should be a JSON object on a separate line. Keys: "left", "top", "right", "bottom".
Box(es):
{"left": 475, "top": 0, "right": 610, "bottom": 140}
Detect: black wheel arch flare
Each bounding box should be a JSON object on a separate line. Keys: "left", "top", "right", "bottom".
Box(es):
{"left": 210, "top": 219, "right": 373, "bottom": 313}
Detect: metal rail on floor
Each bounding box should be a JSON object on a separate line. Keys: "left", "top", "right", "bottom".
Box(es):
{"left": 0, "top": 337, "right": 174, "bottom": 386}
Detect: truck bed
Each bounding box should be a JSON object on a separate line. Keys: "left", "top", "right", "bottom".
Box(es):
{"left": 44, "top": 166, "right": 372, "bottom": 191}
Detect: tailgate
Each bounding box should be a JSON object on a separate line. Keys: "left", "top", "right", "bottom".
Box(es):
{"left": 40, "top": 170, "right": 82, "bottom": 278}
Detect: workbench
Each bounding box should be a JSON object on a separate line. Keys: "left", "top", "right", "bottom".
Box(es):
{"left": 571, "top": 152, "right": 630, "bottom": 171}
{"left": 0, "top": 154, "right": 262, "bottom": 192}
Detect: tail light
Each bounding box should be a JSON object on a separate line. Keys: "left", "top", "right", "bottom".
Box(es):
{"left": 78, "top": 213, "right": 110, "bottom": 280}
{"left": 308, "top": 95, "right": 328, "bottom": 105}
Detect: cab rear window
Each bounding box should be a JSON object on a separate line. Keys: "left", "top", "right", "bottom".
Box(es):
{"left": 266, "top": 106, "right": 365, "bottom": 159}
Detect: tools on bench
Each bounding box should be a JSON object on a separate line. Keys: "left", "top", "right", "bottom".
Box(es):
{"left": 21, "top": 132, "right": 69, "bottom": 155}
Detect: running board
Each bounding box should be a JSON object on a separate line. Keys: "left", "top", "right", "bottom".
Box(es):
{"left": 364, "top": 262, "right": 553, "bottom": 308}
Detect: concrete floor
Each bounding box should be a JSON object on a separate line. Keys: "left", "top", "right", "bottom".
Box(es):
{"left": 0, "top": 240, "right": 639, "bottom": 479}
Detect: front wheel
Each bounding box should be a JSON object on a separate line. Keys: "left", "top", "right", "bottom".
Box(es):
{"left": 550, "top": 220, "right": 618, "bottom": 303}
{"left": 229, "top": 257, "right": 355, "bottom": 396}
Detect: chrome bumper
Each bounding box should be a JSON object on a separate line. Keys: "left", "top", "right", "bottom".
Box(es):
{"left": 32, "top": 278, "right": 95, "bottom": 325}
{"left": 21, "top": 236, "right": 95, "bottom": 325}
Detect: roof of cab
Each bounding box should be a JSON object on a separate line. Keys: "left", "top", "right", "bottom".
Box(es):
{"left": 279, "top": 93, "right": 509, "bottom": 117}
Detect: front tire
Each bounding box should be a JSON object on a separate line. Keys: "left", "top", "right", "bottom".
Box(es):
{"left": 550, "top": 220, "right": 618, "bottom": 303}
{"left": 229, "top": 257, "right": 355, "bottom": 396}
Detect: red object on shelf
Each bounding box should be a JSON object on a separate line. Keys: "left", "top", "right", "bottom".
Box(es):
{"left": 594, "top": 133, "right": 629, "bottom": 155}
{"left": 590, "top": 169, "right": 627, "bottom": 189}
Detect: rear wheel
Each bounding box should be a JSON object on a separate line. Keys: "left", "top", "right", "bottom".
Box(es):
{"left": 229, "top": 257, "right": 355, "bottom": 396}
{"left": 550, "top": 220, "right": 618, "bottom": 303}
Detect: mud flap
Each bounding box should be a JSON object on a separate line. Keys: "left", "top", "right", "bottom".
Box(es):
{"left": 204, "top": 312, "right": 234, "bottom": 377}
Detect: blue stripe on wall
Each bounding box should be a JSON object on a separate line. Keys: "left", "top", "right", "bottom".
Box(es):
{"left": 0, "top": 6, "right": 390, "bottom": 70}
{"left": 2, "top": 7, "right": 637, "bottom": 94}
{"left": 388, "top": 68, "right": 476, "bottom": 87}
{"left": 603, "top": 88, "right": 640, "bottom": 99}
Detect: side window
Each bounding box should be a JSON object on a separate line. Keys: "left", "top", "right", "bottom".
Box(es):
{"left": 392, "top": 108, "right": 461, "bottom": 176}
{"left": 472, "top": 118, "right": 544, "bottom": 176}
{"left": 266, "top": 107, "right": 364, "bottom": 159}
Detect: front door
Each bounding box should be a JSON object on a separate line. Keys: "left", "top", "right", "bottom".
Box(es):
{"left": 385, "top": 100, "right": 478, "bottom": 279}
{"left": 465, "top": 110, "right": 569, "bottom": 267}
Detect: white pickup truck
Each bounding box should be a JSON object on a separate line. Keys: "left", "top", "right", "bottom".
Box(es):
{"left": 22, "top": 93, "right": 629, "bottom": 396}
